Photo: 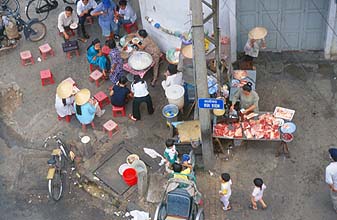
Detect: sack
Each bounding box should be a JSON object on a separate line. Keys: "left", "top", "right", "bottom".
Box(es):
{"left": 62, "top": 40, "right": 78, "bottom": 52}
{"left": 5, "top": 18, "right": 19, "bottom": 40}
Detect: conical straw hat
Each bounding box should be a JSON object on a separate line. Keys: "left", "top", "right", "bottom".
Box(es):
{"left": 75, "top": 89, "right": 91, "bottom": 105}
{"left": 248, "top": 27, "right": 268, "bottom": 40}
{"left": 181, "top": 44, "right": 193, "bottom": 59}
{"left": 56, "top": 81, "right": 73, "bottom": 99}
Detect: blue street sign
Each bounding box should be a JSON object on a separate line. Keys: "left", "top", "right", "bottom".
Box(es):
{"left": 198, "top": 98, "right": 224, "bottom": 110}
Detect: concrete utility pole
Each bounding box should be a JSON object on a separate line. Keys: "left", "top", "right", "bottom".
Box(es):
{"left": 190, "top": 0, "right": 215, "bottom": 169}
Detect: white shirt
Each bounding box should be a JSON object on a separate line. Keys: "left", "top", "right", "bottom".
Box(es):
{"left": 131, "top": 81, "right": 149, "bottom": 97}
{"left": 119, "top": 5, "right": 137, "bottom": 23}
{"left": 220, "top": 179, "right": 232, "bottom": 197}
{"left": 57, "top": 11, "right": 79, "bottom": 32}
{"left": 252, "top": 184, "right": 266, "bottom": 201}
{"left": 77, "top": 0, "right": 97, "bottom": 16}
{"left": 55, "top": 94, "right": 75, "bottom": 117}
{"left": 244, "top": 39, "right": 263, "bottom": 58}
{"left": 326, "top": 162, "right": 337, "bottom": 189}
{"left": 161, "top": 72, "right": 184, "bottom": 91}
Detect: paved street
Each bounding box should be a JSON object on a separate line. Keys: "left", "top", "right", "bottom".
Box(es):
{"left": 0, "top": 1, "right": 337, "bottom": 220}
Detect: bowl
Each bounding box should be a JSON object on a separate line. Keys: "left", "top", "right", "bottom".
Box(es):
{"left": 128, "top": 51, "right": 153, "bottom": 70}
{"left": 126, "top": 154, "right": 140, "bottom": 165}
{"left": 131, "top": 37, "right": 140, "bottom": 44}
{"left": 118, "top": 163, "right": 131, "bottom": 175}
{"left": 281, "top": 133, "right": 293, "bottom": 143}
{"left": 70, "top": 23, "right": 78, "bottom": 29}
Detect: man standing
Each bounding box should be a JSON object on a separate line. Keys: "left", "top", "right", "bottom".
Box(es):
{"left": 116, "top": 0, "right": 137, "bottom": 37}
{"left": 77, "top": 0, "right": 97, "bottom": 39}
{"left": 57, "top": 6, "right": 79, "bottom": 40}
{"left": 90, "top": 0, "right": 117, "bottom": 40}
{"left": 326, "top": 147, "right": 337, "bottom": 213}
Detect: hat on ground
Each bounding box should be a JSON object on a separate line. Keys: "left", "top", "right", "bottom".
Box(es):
{"left": 248, "top": 27, "right": 268, "bottom": 40}
{"left": 182, "top": 44, "right": 193, "bottom": 59}
{"left": 75, "top": 89, "right": 91, "bottom": 105}
{"left": 56, "top": 81, "right": 73, "bottom": 99}
{"left": 329, "top": 148, "right": 337, "bottom": 161}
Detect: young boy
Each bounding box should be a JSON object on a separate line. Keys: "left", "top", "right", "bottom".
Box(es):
{"left": 250, "top": 178, "right": 267, "bottom": 210}
{"left": 219, "top": 173, "right": 232, "bottom": 211}
{"left": 163, "top": 139, "right": 178, "bottom": 173}
{"left": 172, "top": 162, "right": 192, "bottom": 181}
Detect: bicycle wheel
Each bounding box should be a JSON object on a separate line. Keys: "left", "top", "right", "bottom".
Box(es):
{"left": 25, "top": 0, "right": 50, "bottom": 22}
{"left": 27, "top": 21, "right": 46, "bottom": 42}
{"left": 1, "top": 0, "right": 19, "bottom": 14}
{"left": 63, "top": 0, "right": 77, "bottom": 5}
{"left": 48, "top": 169, "right": 63, "bottom": 201}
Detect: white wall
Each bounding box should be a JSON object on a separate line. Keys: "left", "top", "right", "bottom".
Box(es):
{"left": 138, "top": 0, "right": 237, "bottom": 62}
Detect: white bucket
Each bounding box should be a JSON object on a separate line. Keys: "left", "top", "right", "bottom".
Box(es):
{"left": 165, "top": 85, "right": 185, "bottom": 109}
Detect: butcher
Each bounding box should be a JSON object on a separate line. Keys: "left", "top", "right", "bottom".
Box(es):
{"left": 230, "top": 82, "right": 259, "bottom": 115}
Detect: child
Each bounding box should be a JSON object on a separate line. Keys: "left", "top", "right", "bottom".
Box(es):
{"left": 172, "top": 162, "right": 192, "bottom": 181}
{"left": 219, "top": 173, "right": 232, "bottom": 211}
{"left": 250, "top": 178, "right": 267, "bottom": 210}
{"left": 163, "top": 139, "right": 178, "bottom": 172}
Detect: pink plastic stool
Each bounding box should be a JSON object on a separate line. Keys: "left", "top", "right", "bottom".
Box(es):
{"left": 94, "top": 91, "right": 110, "bottom": 108}
{"left": 58, "top": 115, "right": 71, "bottom": 123}
{"left": 82, "top": 121, "right": 95, "bottom": 132}
{"left": 112, "top": 105, "right": 126, "bottom": 117}
{"left": 89, "top": 70, "right": 103, "bottom": 87}
{"left": 39, "top": 43, "right": 55, "bottom": 60}
{"left": 102, "top": 120, "right": 118, "bottom": 138}
{"left": 40, "top": 69, "right": 55, "bottom": 86}
{"left": 20, "top": 50, "right": 34, "bottom": 66}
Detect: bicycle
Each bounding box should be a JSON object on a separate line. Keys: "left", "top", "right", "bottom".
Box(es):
{"left": 1, "top": 0, "right": 46, "bottom": 42}
{"left": 44, "top": 135, "right": 75, "bottom": 201}
{"left": 25, "top": 0, "right": 77, "bottom": 22}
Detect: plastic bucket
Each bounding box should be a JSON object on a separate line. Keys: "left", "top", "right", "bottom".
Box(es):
{"left": 162, "top": 104, "right": 179, "bottom": 124}
{"left": 165, "top": 85, "right": 185, "bottom": 109}
{"left": 122, "top": 168, "right": 138, "bottom": 186}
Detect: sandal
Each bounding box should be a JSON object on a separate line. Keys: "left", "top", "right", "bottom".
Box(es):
{"left": 223, "top": 206, "right": 232, "bottom": 211}
{"left": 249, "top": 204, "right": 258, "bottom": 210}
{"left": 128, "top": 114, "right": 137, "bottom": 122}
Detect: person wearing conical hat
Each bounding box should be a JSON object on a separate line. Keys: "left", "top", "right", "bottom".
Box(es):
{"left": 243, "top": 27, "right": 267, "bottom": 70}
{"left": 74, "top": 89, "right": 105, "bottom": 125}
{"left": 55, "top": 81, "right": 75, "bottom": 118}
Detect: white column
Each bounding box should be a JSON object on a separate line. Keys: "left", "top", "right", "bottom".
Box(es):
{"left": 228, "top": 0, "right": 237, "bottom": 63}
{"left": 324, "top": 0, "right": 336, "bottom": 59}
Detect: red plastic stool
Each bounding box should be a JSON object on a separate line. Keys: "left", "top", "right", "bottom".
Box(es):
{"left": 89, "top": 70, "right": 103, "bottom": 87}
{"left": 123, "top": 22, "right": 138, "bottom": 34}
{"left": 102, "top": 120, "right": 118, "bottom": 138}
{"left": 40, "top": 69, "right": 55, "bottom": 86}
{"left": 58, "top": 115, "right": 71, "bottom": 123}
{"left": 20, "top": 50, "right": 34, "bottom": 66}
{"left": 39, "top": 43, "right": 55, "bottom": 60}
{"left": 82, "top": 121, "right": 95, "bottom": 132}
{"left": 64, "top": 77, "right": 76, "bottom": 86}
{"left": 112, "top": 105, "right": 126, "bottom": 117}
{"left": 94, "top": 91, "right": 110, "bottom": 108}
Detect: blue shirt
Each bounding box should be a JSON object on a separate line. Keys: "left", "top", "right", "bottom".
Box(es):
{"left": 91, "top": 0, "right": 116, "bottom": 29}
{"left": 110, "top": 85, "right": 130, "bottom": 107}
{"left": 74, "top": 102, "right": 96, "bottom": 125}
{"left": 87, "top": 45, "right": 109, "bottom": 71}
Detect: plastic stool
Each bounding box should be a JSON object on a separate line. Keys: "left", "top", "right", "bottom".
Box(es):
{"left": 39, "top": 43, "right": 55, "bottom": 60}
{"left": 112, "top": 105, "right": 126, "bottom": 117}
{"left": 82, "top": 121, "right": 95, "bottom": 132}
{"left": 89, "top": 70, "right": 103, "bottom": 87}
{"left": 94, "top": 91, "right": 110, "bottom": 108}
{"left": 102, "top": 120, "right": 118, "bottom": 138}
{"left": 58, "top": 115, "right": 71, "bottom": 123}
{"left": 20, "top": 50, "right": 34, "bottom": 66}
{"left": 123, "top": 22, "right": 138, "bottom": 34}
{"left": 40, "top": 69, "right": 55, "bottom": 86}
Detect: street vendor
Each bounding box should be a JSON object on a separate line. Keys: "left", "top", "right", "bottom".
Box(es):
{"left": 129, "top": 29, "right": 161, "bottom": 87}
{"left": 74, "top": 89, "right": 105, "bottom": 126}
{"left": 55, "top": 81, "right": 75, "bottom": 118}
{"left": 243, "top": 27, "right": 267, "bottom": 70}
{"left": 230, "top": 82, "right": 259, "bottom": 115}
